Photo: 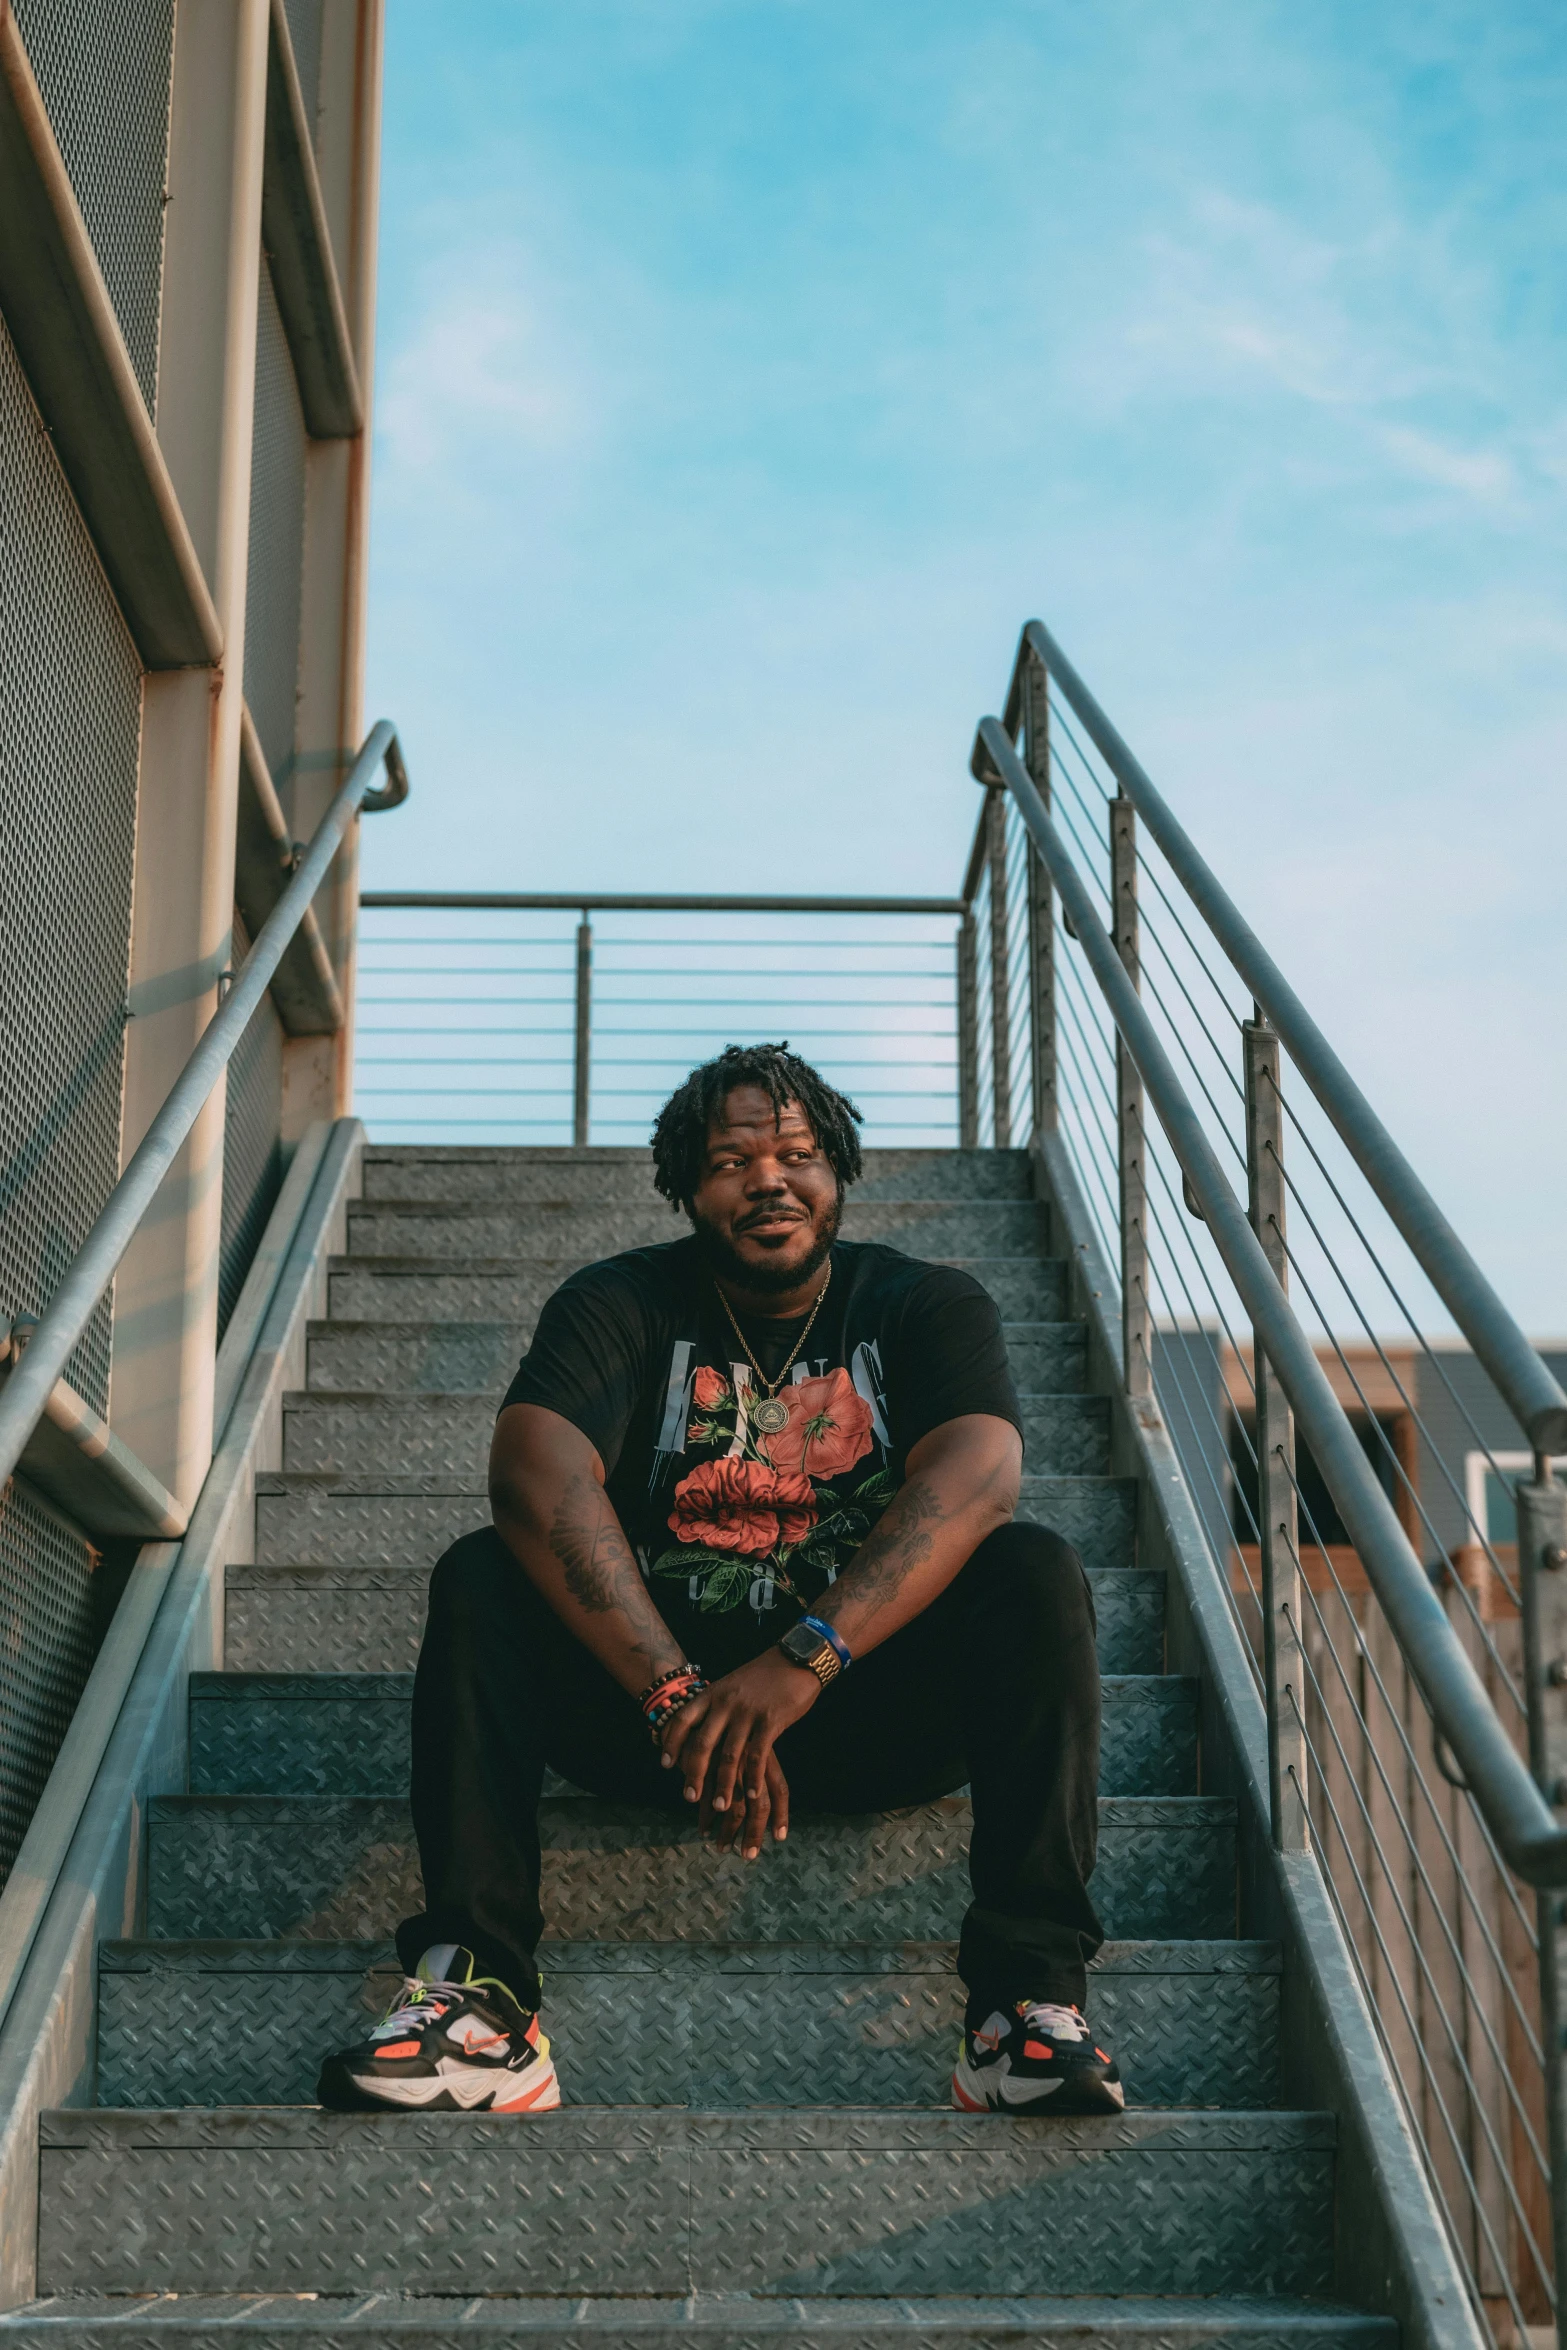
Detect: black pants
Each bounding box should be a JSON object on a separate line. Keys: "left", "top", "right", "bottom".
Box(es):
{"left": 397, "top": 1519, "right": 1104, "bottom": 2011}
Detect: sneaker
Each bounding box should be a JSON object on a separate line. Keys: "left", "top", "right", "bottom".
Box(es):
{"left": 316, "top": 1943, "right": 561, "bottom": 2114}
{"left": 952, "top": 1996, "right": 1125, "bottom": 2115}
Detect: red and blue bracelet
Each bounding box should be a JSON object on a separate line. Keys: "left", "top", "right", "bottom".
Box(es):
{"left": 639, "top": 1663, "right": 708, "bottom": 1744}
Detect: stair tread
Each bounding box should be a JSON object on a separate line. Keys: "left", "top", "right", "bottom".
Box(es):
{"left": 42, "top": 2104, "right": 1332, "bottom": 2146}
{"left": 0, "top": 2291, "right": 1398, "bottom": 2339}
{"left": 152, "top": 1792, "right": 1231, "bottom": 1819}
{"left": 102, "top": 1935, "right": 1278, "bottom": 1971}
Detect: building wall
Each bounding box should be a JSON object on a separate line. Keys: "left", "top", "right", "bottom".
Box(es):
{"left": 0, "top": 0, "right": 384, "bottom": 1884}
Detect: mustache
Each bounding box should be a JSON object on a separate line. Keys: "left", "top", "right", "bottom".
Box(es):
{"left": 736, "top": 1202, "right": 808, "bottom": 1233}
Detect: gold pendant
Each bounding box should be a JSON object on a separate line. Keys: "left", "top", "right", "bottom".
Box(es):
{"left": 751, "top": 1395, "right": 790, "bottom": 1435}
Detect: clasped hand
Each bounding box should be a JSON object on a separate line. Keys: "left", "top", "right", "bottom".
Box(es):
{"left": 657, "top": 1649, "right": 819, "bottom": 1859}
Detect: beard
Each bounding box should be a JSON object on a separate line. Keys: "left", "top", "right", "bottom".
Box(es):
{"left": 689, "top": 1188, "right": 842, "bottom": 1299}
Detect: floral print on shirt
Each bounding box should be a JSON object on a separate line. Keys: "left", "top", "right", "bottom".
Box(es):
{"left": 649, "top": 1364, "right": 897, "bottom": 1615}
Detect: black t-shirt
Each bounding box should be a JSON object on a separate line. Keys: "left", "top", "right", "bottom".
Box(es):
{"left": 500, "top": 1236, "right": 1022, "bottom": 1676}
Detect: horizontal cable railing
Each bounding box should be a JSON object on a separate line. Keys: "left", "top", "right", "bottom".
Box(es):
{"left": 357, "top": 892, "right": 965, "bottom": 1151}
{"left": 967, "top": 625, "right": 1566, "bottom": 2350}
{"left": 0, "top": 722, "right": 408, "bottom": 1501}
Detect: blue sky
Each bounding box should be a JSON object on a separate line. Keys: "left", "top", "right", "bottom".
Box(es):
{"left": 362, "top": 0, "right": 1567, "bottom": 1325}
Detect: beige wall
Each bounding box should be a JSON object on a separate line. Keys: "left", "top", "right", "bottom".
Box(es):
{"left": 106, "top": 0, "right": 384, "bottom": 1495}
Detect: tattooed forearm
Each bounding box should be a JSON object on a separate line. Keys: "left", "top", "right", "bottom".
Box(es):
{"left": 820, "top": 1476, "right": 948, "bottom": 1616}
{"left": 546, "top": 1472, "right": 645, "bottom": 1614}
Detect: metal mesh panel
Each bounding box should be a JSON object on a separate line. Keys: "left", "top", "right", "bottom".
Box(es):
{"left": 0, "top": 1483, "right": 99, "bottom": 1885}
{"left": 283, "top": 0, "right": 324, "bottom": 123}
{"left": 218, "top": 920, "right": 286, "bottom": 1342}
{"left": 0, "top": 312, "right": 141, "bottom": 1412}
{"left": 245, "top": 262, "right": 308, "bottom": 781}
{"left": 9, "top": 0, "right": 176, "bottom": 413}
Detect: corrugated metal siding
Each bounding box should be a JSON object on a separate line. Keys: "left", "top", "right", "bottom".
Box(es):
{"left": 9, "top": 0, "right": 176, "bottom": 413}
{"left": 245, "top": 262, "right": 308, "bottom": 782}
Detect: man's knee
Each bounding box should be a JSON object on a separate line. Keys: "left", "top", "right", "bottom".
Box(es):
{"left": 965, "top": 1520, "right": 1096, "bottom": 1640}
{"left": 426, "top": 1526, "right": 525, "bottom": 1631}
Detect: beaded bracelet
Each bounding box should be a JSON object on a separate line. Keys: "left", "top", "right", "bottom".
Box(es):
{"left": 640, "top": 1665, "right": 708, "bottom": 1744}
{"left": 639, "top": 1663, "right": 705, "bottom": 1708}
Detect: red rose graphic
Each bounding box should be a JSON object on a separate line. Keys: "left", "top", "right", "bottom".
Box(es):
{"left": 668, "top": 1458, "right": 817, "bottom": 1558}
{"left": 693, "top": 1365, "right": 730, "bottom": 1411}
{"left": 765, "top": 1369, "right": 875, "bottom": 1480}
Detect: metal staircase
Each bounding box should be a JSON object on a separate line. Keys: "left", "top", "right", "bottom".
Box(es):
{"left": 5, "top": 1143, "right": 1392, "bottom": 2343}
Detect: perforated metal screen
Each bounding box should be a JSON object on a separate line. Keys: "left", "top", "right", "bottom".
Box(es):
{"left": 246, "top": 262, "right": 308, "bottom": 781}
{"left": 0, "top": 314, "right": 141, "bottom": 1412}
{"left": 0, "top": 1484, "right": 100, "bottom": 1884}
{"left": 218, "top": 918, "right": 286, "bottom": 1341}
{"left": 0, "top": 304, "right": 142, "bottom": 1890}
{"left": 10, "top": 0, "right": 175, "bottom": 414}
{"left": 283, "top": 0, "right": 324, "bottom": 123}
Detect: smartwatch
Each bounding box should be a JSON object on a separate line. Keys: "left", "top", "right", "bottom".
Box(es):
{"left": 777, "top": 1618, "right": 845, "bottom": 1689}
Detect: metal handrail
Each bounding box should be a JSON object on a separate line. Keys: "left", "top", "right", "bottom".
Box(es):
{"left": 987, "top": 618, "right": 1567, "bottom": 1457}
{"left": 363, "top": 891, "right": 964, "bottom": 915}
{"left": 975, "top": 714, "right": 1567, "bottom": 1887}
{"left": 0, "top": 719, "right": 408, "bottom": 1499}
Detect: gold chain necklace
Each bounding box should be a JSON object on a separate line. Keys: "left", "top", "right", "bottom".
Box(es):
{"left": 714, "top": 1261, "right": 833, "bottom": 1436}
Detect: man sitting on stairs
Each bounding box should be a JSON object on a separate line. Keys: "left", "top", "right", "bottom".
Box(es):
{"left": 318, "top": 1043, "right": 1122, "bottom": 2118}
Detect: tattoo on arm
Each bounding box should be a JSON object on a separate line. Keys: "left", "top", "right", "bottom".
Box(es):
{"left": 823, "top": 1475, "right": 947, "bottom": 1614}
{"left": 546, "top": 1472, "right": 646, "bottom": 1616}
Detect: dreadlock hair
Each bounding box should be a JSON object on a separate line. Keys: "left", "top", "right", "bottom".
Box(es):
{"left": 650, "top": 1042, "right": 864, "bottom": 1212}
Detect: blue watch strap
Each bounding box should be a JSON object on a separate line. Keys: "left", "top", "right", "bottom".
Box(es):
{"left": 801, "top": 1614, "right": 852, "bottom": 1671}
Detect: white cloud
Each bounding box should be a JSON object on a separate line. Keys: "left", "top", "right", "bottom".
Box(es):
{"left": 1376, "top": 424, "right": 1515, "bottom": 503}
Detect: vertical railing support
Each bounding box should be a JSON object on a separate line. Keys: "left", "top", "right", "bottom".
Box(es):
{"left": 957, "top": 906, "right": 979, "bottom": 1149}
{"left": 573, "top": 912, "right": 592, "bottom": 1148}
{"left": 1244, "top": 1013, "right": 1310, "bottom": 1851}
{"left": 1110, "top": 797, "right": 1150, "bottom": 1395}
{"left": 986, "top": 790, "right": 1012, "bottom": 1149}
{"left": 1021, "top": 647, "right": 1056, "bottom": 1135}
{"left": 1518, "top": 1463, "right": 1567, "bottom": 2349}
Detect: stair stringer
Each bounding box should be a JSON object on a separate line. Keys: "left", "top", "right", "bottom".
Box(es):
{"left": 1033, "top": 1127, "right": 1482, "bottom": 2350}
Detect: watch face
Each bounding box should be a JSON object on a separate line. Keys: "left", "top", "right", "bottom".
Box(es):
{"left": 781, "top": 1622, "right": 826, "bottom": 1665}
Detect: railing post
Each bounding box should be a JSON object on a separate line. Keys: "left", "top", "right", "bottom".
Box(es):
{"left": 1244, "top": 1013, "right": 1310, "bottom": 1852}
{"left": 1518, "top": 1464, "right": 1567, "bottom": 2348}
{"left": 1021, "top": 647, "right": 1056, "bottom": 1134}
{"left": 986, "top": 789, "right": 1012, "bottom": 1148}
{"left": 1110, "top": 797, "right": 1150, "bottom": 1395}
{"left": 573, "top": 913, "right": 592, "bottom": 1148}
{"left": 956, "top": 908, "right": 979, "bottom": 1148}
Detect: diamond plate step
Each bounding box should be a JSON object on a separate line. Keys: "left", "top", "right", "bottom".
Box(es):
{"left": 344, "top": 1200, "right": 1051, "bottom": 1264}
{"left": 276, "top": 1390, "right": 1113, "bottom": 1483}
{"left": 187, "top": 1673, "right": 1195, "bottom": 1800}
{"left": 0, "top": 2292, "right": 1399, "bottom": 2348}
{"left": 361, "top": 1146, "right": 1039, "bottom": 1207}
{"left": 1004, "top": 1324, "right": 1087, "bottom": 1394}
{"left": 224, "top": 1563, "right": 1165, "bottom": 1676}
{"left": 36, "top": 2107, "right": 1336, "bottom": 2299}
{"left": 324, "top": 1255, "right": 1071, "bottom": 1330}
{"left": 253, "top": 1474, "right": 1138, "bottom": 1571}
{"left": 304, "top": 1317, "right": 1089, "bottom": 1399}
{"left": 307, "top": 1320, "right": 526, "bottom": 1395}
{"left": 96, "top": 1938, "right": 1279, "bottom": 2112}
{"left": 145, "top": 1795, "right": 1235, "bottom": 1944}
